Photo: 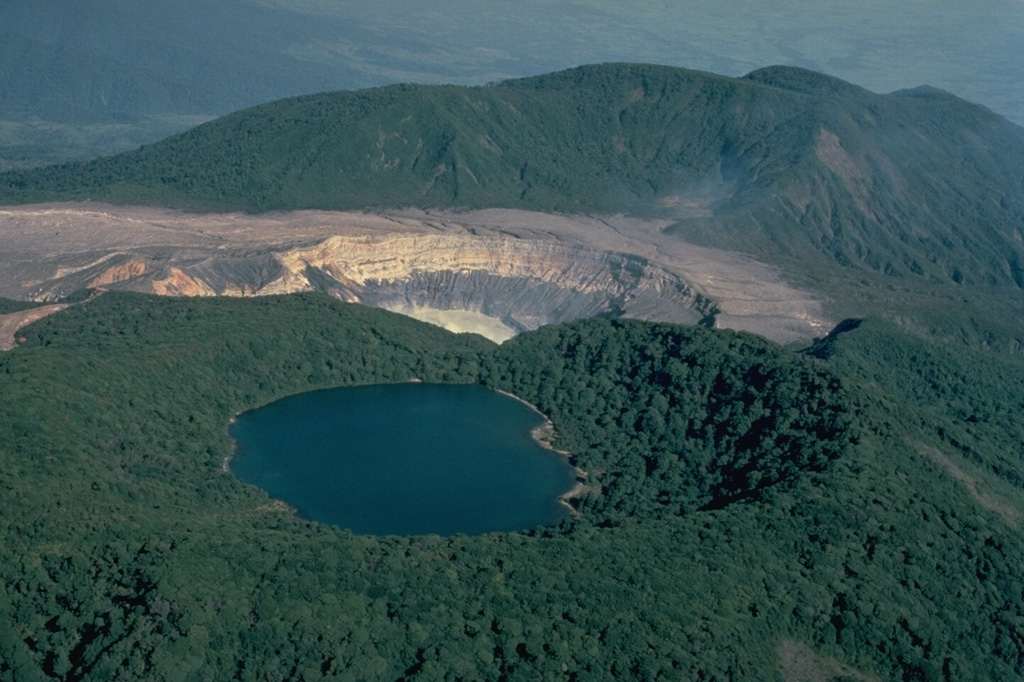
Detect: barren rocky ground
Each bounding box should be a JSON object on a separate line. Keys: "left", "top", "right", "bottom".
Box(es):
{"left": 0, "top": 203, "right": 830, "bottom": 344}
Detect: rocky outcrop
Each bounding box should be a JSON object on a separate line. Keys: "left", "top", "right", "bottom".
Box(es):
{"left": 87, "top": 259, "right": 148, "bottom": 287}
{"left": 265, "top": 234, "right": 717, "bottom": 332}
{"left": 0, "top": 204, "right": 831, "bottom": 343}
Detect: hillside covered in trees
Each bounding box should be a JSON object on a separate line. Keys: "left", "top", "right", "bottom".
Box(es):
{"left": 2, "top": 63, "right": 1023, "bottom": 293}
{"left": 3, "top": 291, "right": 1024, "bottom": 680}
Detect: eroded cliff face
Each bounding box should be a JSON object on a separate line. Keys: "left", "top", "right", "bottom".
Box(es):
{"left": 0, "top": 204, "right": 830, "bottom": 343}
{"left": 264, "top": 235, "right": 716, "bottom": 333}
{"left": 2, "top": 230, "right": 713, "bottom": 339}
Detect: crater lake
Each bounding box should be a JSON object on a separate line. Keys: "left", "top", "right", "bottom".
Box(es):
{"left": 228, "top": 383, "right": 578, "bottom": 536}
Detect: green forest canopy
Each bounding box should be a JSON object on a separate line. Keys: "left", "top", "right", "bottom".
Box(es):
{"left": 2, "top": 291, "right": 1024, "bottom": 680}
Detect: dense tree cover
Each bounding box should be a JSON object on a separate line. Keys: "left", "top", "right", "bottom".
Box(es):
{"left": 0, "top": 297, "right": 45, "bottom": 315}
{"left": 481, "top": 319, "right": 854, "bottom": 522}
{"left": 2, "top": 64, "right": 1023, "bottom": 291}
{"left": 808, "top": 317, "right": 1024, "bottom": 506}
{"left": 2, "top": 292, "right": 1024, "bottom": 680}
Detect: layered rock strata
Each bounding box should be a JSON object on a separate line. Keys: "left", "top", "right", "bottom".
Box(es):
{"left": 0, "top": 204, "right": 830, "bottom": 343}
{"left": 266, "top": 235, "right": 716, "bottom": 332}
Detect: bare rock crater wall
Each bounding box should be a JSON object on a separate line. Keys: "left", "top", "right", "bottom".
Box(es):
{"left": 0, "top": 204, "right": 830, "bottom": 343}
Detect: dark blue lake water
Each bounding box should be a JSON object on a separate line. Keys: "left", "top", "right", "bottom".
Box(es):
{"left": 228, "top": 383, "right": 577, "bottom": 536}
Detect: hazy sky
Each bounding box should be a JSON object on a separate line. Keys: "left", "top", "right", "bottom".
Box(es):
{"left": 309, "top": 0, "right": 1023, "bottom": 124}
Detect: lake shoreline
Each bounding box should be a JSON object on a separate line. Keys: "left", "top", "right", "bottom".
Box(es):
{"left": 491, "top": 387, "right": 589, "bottom": 514}
{"left": 222, "top": 414, "right": 239, "bottom": 472}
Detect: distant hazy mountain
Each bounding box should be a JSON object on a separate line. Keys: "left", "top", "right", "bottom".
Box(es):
{"left": 4, "top": 63, "right": 1023, "bottom": 294}
{"left": 0, "top": 1, "right": 376, "bottom": 124}
{"left": 2, "top": 1, "right": 1022, "bottom": 168}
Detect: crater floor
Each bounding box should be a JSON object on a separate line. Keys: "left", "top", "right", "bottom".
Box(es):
{"left": 0, "top": 203, "right": 830, "bottom": 344}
